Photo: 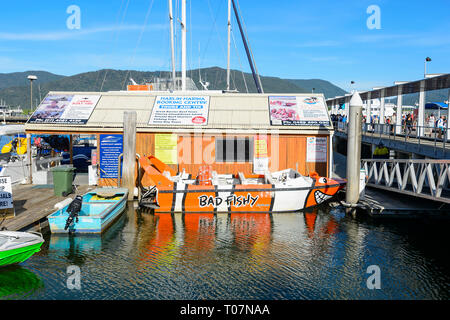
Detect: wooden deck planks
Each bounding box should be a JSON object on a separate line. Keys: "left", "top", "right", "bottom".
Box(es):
{"left": 2, "top": 184, "right": 93, "bottom": 231}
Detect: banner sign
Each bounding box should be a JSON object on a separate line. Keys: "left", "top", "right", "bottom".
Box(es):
{"left": 306, "top": 137, "right": 327, "bottom": 162}
{"left": 269, "top": 96, "right": 330, "bottom": 126}
{"left": 28, "top": 94, "right": 100, "bottom": 124}
{"left": 99, "top": 134, "right": 123, "bottom": 179}
{"left": 0, "top": 176, "right": 13, "bottom": 210}
{"left": 149, "top": 96, "right": 210, "bottom": 125}
{"left": 155, "top": 134, "right": 178, "bottom": 164}
{"left": 253, "top": 135, "right": 269, "bottom": 174}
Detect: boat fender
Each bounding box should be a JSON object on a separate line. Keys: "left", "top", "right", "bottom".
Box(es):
{"left": 54, "top": 198, "right": 73, "bottom": 210}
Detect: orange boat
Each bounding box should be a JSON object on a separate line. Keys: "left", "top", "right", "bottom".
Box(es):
{"left": 138, "top": 155, "right": 346, "bottom": 213}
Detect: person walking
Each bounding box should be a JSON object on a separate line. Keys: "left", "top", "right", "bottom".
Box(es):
{"left": 405, "top": 113, "right": 413, "bottom": 137}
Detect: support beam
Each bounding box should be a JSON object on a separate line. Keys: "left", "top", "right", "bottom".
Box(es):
{"left": 379, "top": 88, "right": 385, "bottom": 124}
{"left": 366, "top": 92, "right": 372, "bottom": 124}
{"left": 26, "top": 133, "right": 32, "bottom": 184}
{"left": 123, "top": 111, "right": 137, "bottom": 200}
{"left": 418, "top": 80, "right": 426, "bottom": 137}
{"left": 396, "top": 85, "right": 403, "bottom": 134}
{"left": 346, "top": 92, "right": 363, "bottom": 205}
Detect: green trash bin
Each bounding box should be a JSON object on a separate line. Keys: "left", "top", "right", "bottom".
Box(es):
{"left": 51, "top": 165, "right": 76, "bottom": 196}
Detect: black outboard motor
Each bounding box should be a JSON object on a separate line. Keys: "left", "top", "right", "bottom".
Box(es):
{"left": 64, "top": 195, "right": 83, "bottom": 231}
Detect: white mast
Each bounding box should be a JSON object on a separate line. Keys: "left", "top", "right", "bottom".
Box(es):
{"left": 181, "top": 0, "right": 187, "bottom": 91}
{"left": 226, "top": 0, "right": 231, "bottom": 91}
{"left": 169, "top": 0, "right": 176, "bottom": 90}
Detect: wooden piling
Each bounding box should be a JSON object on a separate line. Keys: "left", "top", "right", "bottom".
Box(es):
{"left": 122, "top": 111, "right": 137, "bottom": 200}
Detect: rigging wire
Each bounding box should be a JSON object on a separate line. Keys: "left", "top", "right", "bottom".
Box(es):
{"left": 120, "top": 0, "right": 156, "bottom": 90}
{"left": 231, "top": 28, "right": 248, "bottom": 93}
{"left": 94, "top": 0, "right": 126, "bottom": 90}
{"left": 235, "top": 0, "right": 263, "bottom": 93}
{"left": 100, "top": 0, "right": 131, "bottom": 91}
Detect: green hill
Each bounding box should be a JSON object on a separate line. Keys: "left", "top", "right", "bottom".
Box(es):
{"left": 0, "top": 71, "right": 65, "bottom": 90}
{"left": 0, "top": 67, "right": 348, "bottom": 109}
{"left": 286, "top": 79, "right": 347, "bottom": 98}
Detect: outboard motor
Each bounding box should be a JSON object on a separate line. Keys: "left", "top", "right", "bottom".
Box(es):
{"left": 64, "top": 195, "right": 83, "bottom": 231}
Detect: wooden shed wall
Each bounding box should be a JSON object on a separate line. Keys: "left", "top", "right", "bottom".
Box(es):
{"left": 97, "top": 132, "right": 329, "bottom": 187}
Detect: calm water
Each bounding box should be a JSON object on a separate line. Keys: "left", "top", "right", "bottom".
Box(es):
{"left": 1, "top": 205, "right": 449, "bottom": 300}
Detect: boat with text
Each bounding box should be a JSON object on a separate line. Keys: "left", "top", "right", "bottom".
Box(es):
{"left": 138, "top": 155, "right": 346, "bottom": 213}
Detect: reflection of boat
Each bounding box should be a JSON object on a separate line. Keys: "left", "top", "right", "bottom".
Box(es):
{"left": 183, "top": 213, "right": 215, "bottom": 250}
{"left": 0, "top": 265, "right": 44, "bottom": 299}
{"left": 0, "top": 231, "right": 44, "bottom": 267}
{"left": 48, "top": 188, "right": 128, "bottom": 234}
{"left": 138, "top": 155, "right": 345, "bottom": 213}
{"left": 229, "top": 214, "right": 272, "bottom": 251}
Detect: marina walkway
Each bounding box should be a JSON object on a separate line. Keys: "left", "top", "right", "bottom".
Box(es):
{"left": 2, "top": 184, "right": 93, "bottom": 231}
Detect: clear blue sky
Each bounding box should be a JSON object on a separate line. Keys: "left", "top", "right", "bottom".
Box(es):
{"left": 0, "top": 0, "right": 449, "bottom": 91}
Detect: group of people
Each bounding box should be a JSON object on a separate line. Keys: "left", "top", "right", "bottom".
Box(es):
{"left": 333, "top": 112, "right": 447, "bottom": 139}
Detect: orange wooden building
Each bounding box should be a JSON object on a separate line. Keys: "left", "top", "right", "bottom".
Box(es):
{"left": 24, "top": 91, "right": 334, "bottom": 187}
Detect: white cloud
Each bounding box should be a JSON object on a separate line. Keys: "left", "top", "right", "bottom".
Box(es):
{"left": 0, "top": 24, "right": 167, "bottom": 41}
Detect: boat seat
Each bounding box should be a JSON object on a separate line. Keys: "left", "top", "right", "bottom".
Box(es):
{"left": 95, "top": 191, "right": 120, "bottom": 198}
{"left": 238, "top": 172, "right": 247, "bottom": 184}
{"left": 264, "top": 171, "right": 275, "bottom": 185}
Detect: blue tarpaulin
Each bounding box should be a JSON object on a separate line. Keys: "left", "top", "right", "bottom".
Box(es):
{"left": 425, "top": 102, "right": 448, "bottom": 109}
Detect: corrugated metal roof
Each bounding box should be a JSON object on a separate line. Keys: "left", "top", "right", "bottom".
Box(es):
{"left": 25, "top": 91, "right": 333, "bottom": 133}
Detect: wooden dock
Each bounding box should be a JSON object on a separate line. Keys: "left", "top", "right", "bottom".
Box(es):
{"left": 1, "top": 184, "right": 94, "bottom": 232}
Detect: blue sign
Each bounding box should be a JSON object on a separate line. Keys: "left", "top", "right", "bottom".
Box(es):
{"left": 99, "top": 134, "right": 123, "bottom": 179}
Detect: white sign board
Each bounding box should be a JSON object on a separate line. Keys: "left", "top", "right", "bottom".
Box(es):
{"left": 306, "top": 137, "right": 327, "bottom": 162}
{"left": 0, "top": 176, "right": 14, "bottom": 209}
{"left": 28, "top": 94, "right": 101, "bottom": 124}
{"left": 149, "top": 96, "right": 210, "bottom": 125}
{"left": 269, "top": 96, "right": 330, "bottom": 126}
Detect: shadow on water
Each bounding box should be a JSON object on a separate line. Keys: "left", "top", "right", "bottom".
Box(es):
{"left": 0, "top": 266, "right": 44, "bottom": 299}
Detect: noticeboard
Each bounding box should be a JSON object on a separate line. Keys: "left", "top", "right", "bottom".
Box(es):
{"left": 306, "top": 137, "right": 327, "bottom": 163}
{"left": 99, "top": 134, "right": 123, "bottom": 179}
{"left": 0, "top": 176, "right": 15, "bottom": 219}
{"left": 149, "top": 96, "right": 210, "bottom": 126}
{"left": 269, "top": 96, "right": 330, "bottom": 126}
{"left": 28, "top": 94, "right": 100, "bottom": 125}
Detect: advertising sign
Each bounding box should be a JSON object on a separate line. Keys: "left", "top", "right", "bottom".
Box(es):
{"left": 269, "top": 96, "right": 330, "bottom": 126}
{"left": 253, "top": 135, "right": 269, "bottom": 174}
{"left": 28, "top": 94, "right": 100, "bottom": 124}
{"left": 306, "top": 137, "right": 327, "bottom": 162}
{"left": 149, "top": 96, "right": 210, "bottom": 125}
{"left": 0, "top": 176, "right": 13, "bottom": 210}
{"left": 155, "top": 134, "right": 178, "bottom": 164}
{"left": 99, "top": 134, "right": 123, "bottom": 179}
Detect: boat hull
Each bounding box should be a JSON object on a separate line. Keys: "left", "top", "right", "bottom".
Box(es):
{"left": 0, "top": 242, "right": 43, "bottom": 268}
{"left": 151, "top": 182, "right": 343, "bottom": 213}
{"left": 48, "top": 188, "right": 128, "bottom": 234}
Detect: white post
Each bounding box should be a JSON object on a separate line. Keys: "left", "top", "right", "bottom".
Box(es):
{"left": 181, "top": 0, "right": 187, "bottom": 91}
{"left": 123, "top": 111, "right": 137, "bottom": 200}
{"left": 379, "top": 88, "right": 385, "bottom": 124}
{"left": 366, "top": 92, "right": 372, "bottom": 124}
{"left": 26, "top": 133, "right": 32, "bottom": 184}
{"left": 447, "top": 89, "right": 450, "bottom": 140}
{"left": 169, "top": 0, "right": 176, "bottom": 90}
{"left": 226, "top": 0, "right": 231, "bottom": 91}
{"left": 418, "top": 80, "right": 426, "bottom": 137}
{"left": 396, "top": 85, "right": 403, "bottom": 134}
{"left": 346, "top": 92, "right": 363, "bottom": 205}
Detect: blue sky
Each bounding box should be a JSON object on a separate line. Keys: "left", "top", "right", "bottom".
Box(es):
{"left": 0, "top": 0, "right": 449, "bottom": 91}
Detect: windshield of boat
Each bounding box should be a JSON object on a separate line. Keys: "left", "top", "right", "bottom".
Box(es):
{"left": 0, "top": 235, "right": 8, "bottom": 247}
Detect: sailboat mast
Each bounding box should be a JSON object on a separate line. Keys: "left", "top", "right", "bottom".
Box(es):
{"left": 226, "top": 0, "right": 231, "bottom": 91}
{"left": 181, "top": 0, "right": 187, "bottom": 91}
{"left": 231, "top": 0, "right": 263, "bottom": 93}
{"left": 169, "top": 0, "right": 176, "bottom": 90}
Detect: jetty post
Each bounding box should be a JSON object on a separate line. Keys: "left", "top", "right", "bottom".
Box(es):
{"left": 345, "top": 91, "right": 363, "bottom": 206}
{"left": 123, "top": 111, "right": 137, "bottom": 200}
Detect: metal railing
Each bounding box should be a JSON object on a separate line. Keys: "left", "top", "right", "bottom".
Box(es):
{"left": 334, "top": 121, "right": 449, "bottom": 154}
{"left": 361, "top": 158, "right": 450, "bottom": 203}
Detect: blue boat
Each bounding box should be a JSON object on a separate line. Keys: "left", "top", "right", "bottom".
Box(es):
{"left": 48, "top": 188, "right": 129, "bottom": 234}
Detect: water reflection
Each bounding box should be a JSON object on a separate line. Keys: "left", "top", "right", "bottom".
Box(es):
{"left": 0, "top": 266, "right": 44, "bottom": 299}
{"left": 13, "top": 204, "right": 450, "bottom": 299}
